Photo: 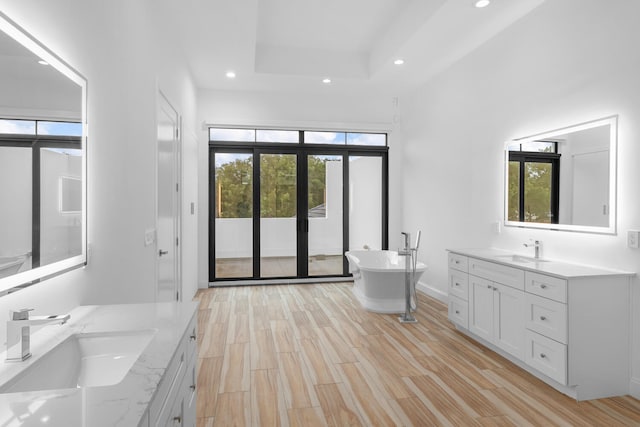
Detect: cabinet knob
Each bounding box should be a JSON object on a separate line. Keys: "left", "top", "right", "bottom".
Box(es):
{"left": 455, "top": 310, "right": 460, "bottom": 314}
{"left": 190, "top": 335, "right": 197, "bottom": 341}
{"left": 540, "top": 284, "right": 548, "bottom": 289}
{"left": 190, "top": 384, "right": 196, "bottom": 391}
{"left": 540, "top": 353, "right": 546, "bottom": 359}
{"left": 540, "top": 316, "right": 547, "bottom": 321}
{"left": 487, "top": 285, "right": 492, "bottom": 289}
{"left": 173, "top": 416, "right": 182, "bottom": 425}
{"left": 455, "top": 260, "right": 460, "bottom": 264}
{"left": 455, "top": 282, "right": 460, "bottom": 287}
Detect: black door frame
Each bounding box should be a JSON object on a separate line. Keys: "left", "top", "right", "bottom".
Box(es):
{"left": 209, "top": 142, "right": 389, "bottom": 283}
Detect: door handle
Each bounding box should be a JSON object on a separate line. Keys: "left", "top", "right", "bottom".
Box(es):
{"left": 159, "top": 249, "right": 169, "bottom": 256}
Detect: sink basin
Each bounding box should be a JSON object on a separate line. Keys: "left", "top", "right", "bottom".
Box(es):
{"left": 495, "top": 254, "right": 549, "bottom": 264}
{"left": 0, "top": 330, "right": 156, "bottom": 393}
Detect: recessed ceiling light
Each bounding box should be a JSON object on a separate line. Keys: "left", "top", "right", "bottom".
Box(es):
{"left": 225, "top": 71, "right": 236, "bottom": 79}
{"left": 322, "top": 78, "right": 331, "bottom": 84}
{"left": 474, "top": 0, "right": 490, "bottom": 8}
{"left": 394, "top": 59, "right": 405, "bottom": 65}
{"left": 37, "top": 60, "right": 49, "bottom": 65}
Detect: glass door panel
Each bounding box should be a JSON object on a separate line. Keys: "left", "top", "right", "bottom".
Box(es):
{"left": 524, "top": 162, "right": 552, "bottom": 223}
{"left": 260, "top": 153, "right": 297, "bottom": 277}
{"left": 308, "top": 155, "right": 343, "bottom": 276}
{"left": 349, "top": 156, "right": 382, "bottom": 250}
{"left": 214, "top": 152, "right": 253, "bottom": 278}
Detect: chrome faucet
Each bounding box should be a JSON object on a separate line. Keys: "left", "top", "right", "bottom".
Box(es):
{"left": 523, "top": 240, "right": 541, "bottom": 259}
{"left": 399, "top": 232, "right": 411, "bottom": 255}
{"left": 6, "top": 309, "right": 70, "bottom": 362}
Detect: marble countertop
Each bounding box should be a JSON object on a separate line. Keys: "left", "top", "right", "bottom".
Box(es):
{"left": 0, "top": 301, "right": 198, "bottom": 426}
{"left": 448, "top": 248, "right": 635, "bottom": 279}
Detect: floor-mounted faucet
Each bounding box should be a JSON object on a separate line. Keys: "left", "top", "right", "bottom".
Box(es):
{"left": 399, "top": 231, "right": 421, "bottom": 324}
{"left": 6, "top": 309, "right": 70, "bottom": 362}
{"left": 523, "top": 239, "right": 541, "bottom": 259}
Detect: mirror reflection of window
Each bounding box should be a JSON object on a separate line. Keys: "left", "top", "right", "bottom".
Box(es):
{"left": 508, "top": 142, "right": 560, "bottom": 224}
{"left": 505, "top": 116, "right": 616, "bottom": 233}
{"left": 0, "top": 119, "right": 82, "bottom": 272}
{"left": 0, "top": 146, "right": 32, "bottom": 277}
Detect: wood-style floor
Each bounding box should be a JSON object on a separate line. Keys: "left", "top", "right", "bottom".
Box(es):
{"left": 193, "top": 283, "right": 640, "bottom": 426}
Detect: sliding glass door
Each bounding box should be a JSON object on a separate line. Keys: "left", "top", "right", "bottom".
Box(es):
{"left": 307, "top": 154, "right": 343, "bottom": 276}
{"left": 213, "top": 151, "right": 253, "bottom": 279}
{"left": 260, "top": 153, "right": 297, "bottom": 277}
{"left": 209, "top": 128, "right": 388, "bottom": 283}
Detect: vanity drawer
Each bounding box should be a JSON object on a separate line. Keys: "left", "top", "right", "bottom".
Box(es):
{"left": 525, "top": 330, "right": 567, "bottom": 385}
{"left": 448, "top": 253, "right": 468, "bottom": 272}
{"left": 448, "top": 270, "right": 469, "bottom": 301}
{"left": 448, "top": 296, "right": 468, "bottom": 329}
{"left": 186, "top": 314, "right": 198, "bottom": 362}
{"left": 469, "top": 258, "right": 524, "bottom": 290}
{"left": 525, "top": 272, "right": 567, "bottom": 303}
{"left": 150, "top": 337, "right": 187, "bottom": 426}
{"left": 525, "top": 293, "right": 567, "bottom": 344}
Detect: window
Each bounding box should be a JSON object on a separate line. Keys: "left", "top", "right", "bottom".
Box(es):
{"left": 209, "top": 127, "right": 388, "bottom": 282}
{"left": 508, "top": 142, "right": 560, "bottom": 223}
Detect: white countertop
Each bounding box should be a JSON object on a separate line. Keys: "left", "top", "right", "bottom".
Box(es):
{"left": 448, "top": 248, "right": 635, "bottom": 279}
{"left": 0, "top": 301, "right": 198, "bottom": 426}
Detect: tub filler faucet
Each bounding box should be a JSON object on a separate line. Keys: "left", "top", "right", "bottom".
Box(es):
{"left": 6, "top": 308, "right": 70, "bottom": 362}
{"left": 399, "top": 231, "right": 422, "bottom": 324}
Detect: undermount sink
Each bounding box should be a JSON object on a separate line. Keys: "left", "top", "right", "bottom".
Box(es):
{"left": 495, "top": 254, "right": 549, "bottom": 264}
{"left": 0, "top": 329, "right": 156, "bottom": 393}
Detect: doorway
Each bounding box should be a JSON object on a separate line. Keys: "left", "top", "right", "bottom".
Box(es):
{"left": 208, "top": 128, "right": 388, "bottom": 284}
{"left": 156, "top": 91, "right": 181, "bottom": 301}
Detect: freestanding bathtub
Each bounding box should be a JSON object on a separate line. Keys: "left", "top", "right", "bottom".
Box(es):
{"left": 345, "top": 250, "right": 427, "bottom": 313}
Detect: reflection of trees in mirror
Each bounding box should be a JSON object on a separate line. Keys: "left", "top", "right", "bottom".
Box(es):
{"left": 524, "top": 162, "right": 552, "bottom": 223}
{"left": 215, "top": 155, "right": 330, "bottom": 219}
{"left": 508, "top": 158, "right": 557, "bottom": 223}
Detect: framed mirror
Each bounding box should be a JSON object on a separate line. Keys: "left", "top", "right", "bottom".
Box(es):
{"left": 0, "top": 12, "right": 87, "bottom": 295}
{"left": 504, "top": 116, "right": 617, "bottom": 234}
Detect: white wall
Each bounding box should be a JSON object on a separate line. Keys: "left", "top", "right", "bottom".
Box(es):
{"left": 400, "top": 0, "right": 640, "bottom": 397}
{"left": 0, "top": 0, "right": 199, "bottom": 344}
{"left": 198, "top": 89, "right": 400, "bottom": 286}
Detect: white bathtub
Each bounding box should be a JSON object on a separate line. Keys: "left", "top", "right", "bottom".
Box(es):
{"left": 345, "top": 250, "right": 427, "bottom": 313}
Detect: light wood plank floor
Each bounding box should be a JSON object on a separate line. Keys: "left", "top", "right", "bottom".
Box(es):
{"left": 194, "top": 283, "right": 640, "bottom": 426}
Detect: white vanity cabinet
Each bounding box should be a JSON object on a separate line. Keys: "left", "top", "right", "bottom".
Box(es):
{"left": 146, "top": 312, "right": 198, "bottom": 427}
{"left": 467, "top": 259, "right": 525, "bottom": 360}
{"left": 447, "top": 253, "right": 469, "bottom": 328}
{"left": 447, "top": 248, "right": 633, "bottom": 400}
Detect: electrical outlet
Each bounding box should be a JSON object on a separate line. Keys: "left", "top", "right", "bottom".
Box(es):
{"left": 627, "top": 230, "right": 639, "bottom": 249}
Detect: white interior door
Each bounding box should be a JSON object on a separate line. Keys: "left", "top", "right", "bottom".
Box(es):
{"left": 157, "top": 91, "right": 180, "bottom": 301}
{"left": 572, "top": 150, "right": 609, "bottom": 227}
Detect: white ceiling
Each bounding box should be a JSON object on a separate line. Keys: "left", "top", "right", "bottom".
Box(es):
{"left": 160, "top": 0, "right": 545, "bottom": 95}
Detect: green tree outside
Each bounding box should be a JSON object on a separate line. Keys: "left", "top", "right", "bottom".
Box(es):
{"left": 215, "top": 154, "right": 331, "bottom": 219}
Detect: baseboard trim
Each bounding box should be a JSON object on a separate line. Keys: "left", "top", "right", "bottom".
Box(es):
{"left": 416, "top": 281, "right": 447, "bottom": 304}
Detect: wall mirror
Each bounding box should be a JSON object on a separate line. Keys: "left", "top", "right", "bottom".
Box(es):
{"left": 504, "top": 116, "right": 617, "bottom": 234}
{"left": 0, "top": 12, "right": 87, "bottom": 295}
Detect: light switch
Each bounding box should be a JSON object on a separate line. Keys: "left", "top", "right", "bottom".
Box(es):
{"left": 145, "top": 229, "right": 156, "bottom": 246}
{"left": 627, "top": 230, "right": 639, "bottom": 249}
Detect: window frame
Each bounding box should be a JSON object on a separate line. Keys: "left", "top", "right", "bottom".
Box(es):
{"left": 208, "top": 127, "right": 389, "bottom": 283}
{"left": 508, "top": 150, "right": 561, "bottom": 224}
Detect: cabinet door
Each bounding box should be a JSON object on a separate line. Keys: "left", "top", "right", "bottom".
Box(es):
{"left": 494, "top": 282, "right": 525, "bottom": 359}
{"left": 469, "top": 275, "right": 494, "bottom": 342}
